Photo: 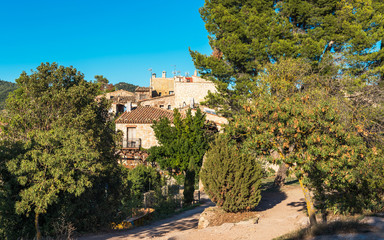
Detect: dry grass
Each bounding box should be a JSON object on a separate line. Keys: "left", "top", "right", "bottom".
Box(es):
{"left": 274, "top": 220, "right": 375, "bottom": 240}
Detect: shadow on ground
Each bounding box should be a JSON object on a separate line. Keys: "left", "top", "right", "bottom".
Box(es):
{"left": 116, "top": 217, "right": 198, "bottom": 239}
{"left": 287, "top": 199, "right": 307, "bottom": 212}
{"left": 255, "top": 189, "right": 288, "bottom": 211}
{"left": 79, "top": 199, "right": 215, "bottom": 240}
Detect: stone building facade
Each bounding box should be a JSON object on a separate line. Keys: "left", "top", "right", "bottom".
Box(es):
{"left": 174, "top": 81, "right": 216, "bottom": 108}
{"left": 135, "top": 87, "right": 152, "bottom": 101}
{"left": 138, "top": 94, "right": 175, "bottom": 110}
{"left": 96, "top": 89, "right": 136, "bottom": 115}
{"left": 150, "top": 71, "right": 174, "bottom": 97}
{"left": 115, "top": 106, "right": 176, "bottom": 149}
{"left": 150, "top": 71, "right": 217, "bottom": 108}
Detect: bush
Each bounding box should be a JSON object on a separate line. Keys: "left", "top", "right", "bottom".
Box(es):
{"left": 200, "top": 136, "right": 263, "bottom": 212}
{"left": 119, "top": 165, "right": 163, "bottom": 217}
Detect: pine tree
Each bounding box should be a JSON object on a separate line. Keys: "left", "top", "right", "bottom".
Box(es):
{"left": 191, "top": 0, "right": 384, "bottom": 115}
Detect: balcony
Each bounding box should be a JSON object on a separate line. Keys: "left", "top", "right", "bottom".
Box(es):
{"left": 121, "top": 138, "right": 141, "bottom": 149}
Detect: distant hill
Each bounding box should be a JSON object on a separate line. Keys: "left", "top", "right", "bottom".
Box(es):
{"left": 115, "top": 82, "right": 139, "bottom": 92}
{"left": 0, "top": 80, "right": 17, "bottom": 110}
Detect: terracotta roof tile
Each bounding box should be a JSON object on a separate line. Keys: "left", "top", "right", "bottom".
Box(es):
{"left": 115, "top": 106, "right": 177, "bottom": 124}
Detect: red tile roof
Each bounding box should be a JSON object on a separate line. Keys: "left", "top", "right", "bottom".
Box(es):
{"left": 115, "top": 106, "right": 177, "bottom": 124}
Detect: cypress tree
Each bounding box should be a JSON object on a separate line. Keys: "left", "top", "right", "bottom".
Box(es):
{"left": 201, "top": 135, "right": 262, "bottom": 213}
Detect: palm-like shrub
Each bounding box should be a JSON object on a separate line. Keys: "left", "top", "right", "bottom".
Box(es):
{"left": 200, "top": 136, "right": 263, "bottom": 212}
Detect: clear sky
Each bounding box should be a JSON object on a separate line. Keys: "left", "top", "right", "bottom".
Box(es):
{"left": 0, "top": 0, "right": 211, "bottom": 86}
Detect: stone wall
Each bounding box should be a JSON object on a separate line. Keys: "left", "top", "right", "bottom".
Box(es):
{"left": 150, "top": 77, "right": 174, "bottom": 97}
{"left": 174, "top": 82, "right": 217, "bottom": 108}
{"left": 135, "top": 91, "right": 151, "bottom": 101}
{"left": 116, "top": 123, "right": 159, "bottom": 149}
{"left": 138, "top": 95, "right": 175, "bottom": 110}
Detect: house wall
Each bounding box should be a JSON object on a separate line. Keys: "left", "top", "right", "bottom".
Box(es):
{"left": 174, "top": 81, "right": 217, "bottom": 108}
{"left": 138, "top": 95, "right": 175, "bottom": 110}
{"left": 135, "top": 91, "right": 151, "bottom": 101}
{"left": 106, "top": 90, "right": 135, "bottom": 99}
{"left": 116, "top": 123, "right": 159, "bottom": 149}
{"left": 150, "top": 77, "right": 174, "bottom": 97}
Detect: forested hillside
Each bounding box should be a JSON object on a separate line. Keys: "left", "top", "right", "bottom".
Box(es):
{"left": 115, "top": 82, "right": 138, "bottom": 92}
{"left": 0, "top": 80, "right": 17, "bottom": 110}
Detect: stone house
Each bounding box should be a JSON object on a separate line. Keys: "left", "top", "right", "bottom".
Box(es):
{"left": 96, "top": 89, "right": 136, "bottom": 115}
{"left": 150, "top": 71, "right": 174, "bottom": 97}
{"left": 138, "top": 94, "right": 175, "bottom": 110}
{"left": 135, "top": 87, "right": 152, "bottom": 101}
{"left": 115, "top": 105, "right": 228, "bottom": 168}
{"left": 115, "top": 106, "right": 177, "bottom": 168}
{"left": 174, "top": 76, "right": 216, "bottom": 108}
{"left": 147, "top": 70, "right": 217, "bottom": 109}
{"left": 115, "top": 105, "right": 228, "bottom": 150}
{"left": 115, "top": 106, "right": 176, "bottom": 149}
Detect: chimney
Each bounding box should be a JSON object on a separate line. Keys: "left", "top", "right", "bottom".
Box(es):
{"left": 162, "top": 71, "right": 166, "bottom": 78}
{"left": 190, "top": 98, "right": 195, "bottom": 108}
{"left": 194, "top": 70, "right": 198, "bottom": 76}
{"left": 152, "top": 73, "right": 156, "bottom": 79}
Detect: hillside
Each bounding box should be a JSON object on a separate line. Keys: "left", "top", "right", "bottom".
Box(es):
{"left": 0, "top": 80, "right": 17, "bottom": 110}
{"left": 115, "top": 82, "right": 139, "bottom": 92}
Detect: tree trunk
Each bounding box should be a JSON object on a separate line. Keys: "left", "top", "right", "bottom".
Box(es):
{"left": 184, "top": 170, "right": 196, "bottom": 205}
{"left": 273, "top": 163, "right": 287, "bottom": 187}
{"left": 299, "top": 178, "right": 317, "bottom": 226}
{"left": 35, "top": 212, "right": 42, "bottom": 240}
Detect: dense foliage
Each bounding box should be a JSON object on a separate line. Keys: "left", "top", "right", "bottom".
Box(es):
{"left": 0, "top": 63, "right": 122, "bottom": 239}
{"left": 0, "top": 80, "right": 17, "bottom": 110}
{"left": 148, "top": 108, "right": 212, "bottom": 204}
{"left": 193, "top": 0, "right": 384, "bottom": 223}
{"left": 191, "top": 0, "right": 384, "bottom": 116}
{"left": 201, "top": 135, "right": 262, "bottom": 212}
{"left": 120, "top": 165, "right": 162, "bottom": 214}
{"left": 237, "top": 90, "right": 383, "bottom": 212}
{"left": 95, "top": 75, "right": 115, "bottom": 93}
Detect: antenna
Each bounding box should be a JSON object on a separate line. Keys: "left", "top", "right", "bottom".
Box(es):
{"left": 172, "top": 65, "right": 177, "bottom": 76}
{"left": 148, "top": 68, "right": 153, "bottom": 88}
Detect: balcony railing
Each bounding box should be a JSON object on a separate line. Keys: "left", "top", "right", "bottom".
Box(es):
{"left": 121, "top": 138, "right": 141, "bottom": 149}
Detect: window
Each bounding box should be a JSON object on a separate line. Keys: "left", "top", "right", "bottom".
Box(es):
{"left": 126, "top": 127, "right": 138, "bottom": 148}
{"left": 159, "top": 92, "right": 162, "bottom": 96}
{"left": 167, "top": 105, "right": 171, "bottom": 110}
{"left": 169, "top": 91, "right": 174, "bottom": 94}
{"left": 159, "top": 105, "right": 164, "bottom": 108}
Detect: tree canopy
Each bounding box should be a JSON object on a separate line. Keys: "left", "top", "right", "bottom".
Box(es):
{"left": 148, "top": 108, "right": 213, "bottom": 204}
{"left": 0, "top": 63, "right": 118, "bottom": 239}
{"left": 191, "top": 0, "right": 384, "bottom": 115}
{"left": 192, "top": 0, "right": 384, "bottom": 223}
{"left": 0, "top": 80, "right": 17, "bottom": 110}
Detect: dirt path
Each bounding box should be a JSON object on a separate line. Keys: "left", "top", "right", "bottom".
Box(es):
{"left": 80, "top": 185, "right": 307, "bottom": 240}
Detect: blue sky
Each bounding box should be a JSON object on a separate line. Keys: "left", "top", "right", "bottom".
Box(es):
{"left": 0, "top": 0, "right": 211, "bottom": 86}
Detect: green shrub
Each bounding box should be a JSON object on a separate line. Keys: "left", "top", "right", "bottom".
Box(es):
{"left": 200, "top": 136, "right": 263, "bottom": 212}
